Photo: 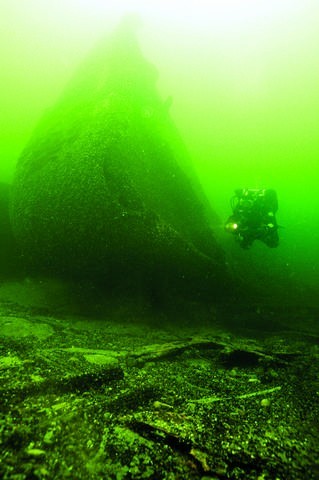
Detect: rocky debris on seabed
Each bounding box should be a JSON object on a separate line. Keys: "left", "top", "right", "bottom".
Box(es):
{"left": 0, "top": 297, "right": 319, "bottom": 480}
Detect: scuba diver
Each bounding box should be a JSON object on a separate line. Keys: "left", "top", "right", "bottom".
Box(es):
{"left": 225, "top": 188, "right": 279, "bottom": 249}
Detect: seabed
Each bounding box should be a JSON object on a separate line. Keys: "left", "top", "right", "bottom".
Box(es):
{"left": 0, "top": 279, "right": 318, "bottom": 480}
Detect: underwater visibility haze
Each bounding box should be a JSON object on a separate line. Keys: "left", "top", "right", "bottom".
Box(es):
{"left": 1, "top": 0, "right": 319, "bottom": 297}
{"left": 0, "top": 1, "right": 319, "bottom": 479}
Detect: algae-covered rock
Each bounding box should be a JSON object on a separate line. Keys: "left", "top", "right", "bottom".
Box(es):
{"left": 0, "top": 182, "right": 21, "bottom": 279}
{"left": 11, "top": 18, "right": 229, "bottom": 301}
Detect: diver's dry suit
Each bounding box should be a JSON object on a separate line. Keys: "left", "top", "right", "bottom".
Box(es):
{"left": 225, "top": 188, "right": 279, "bottom": 249}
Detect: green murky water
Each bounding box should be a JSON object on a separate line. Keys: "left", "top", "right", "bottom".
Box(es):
{"left": 1, "top": 4, "right": 319, "bottom": 479}
{"left": 1, "top": 1, "right": 318, "bottom": 299}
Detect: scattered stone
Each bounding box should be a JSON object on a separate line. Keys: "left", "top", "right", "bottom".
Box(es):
{"left": 25, "top": 448, "right": 46, "bottom": 457}
{"left": 0, "top": 355, "right": 22, "bottom": 368}
{"left": 43, "top": 430, "right": 55, "bottom": 445}
{"left": 153, "top": 400, "right": 174, "bottom": 410}
{"left": 0, "top": 295, "right": 318, "bottom": 479}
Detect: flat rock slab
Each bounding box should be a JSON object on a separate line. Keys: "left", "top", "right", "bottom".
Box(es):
{"left": 1, "top": 298, "right": 318, "bottom": 480}
{"left": 0, "top": 316, "right": 54, "bottom": 339}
